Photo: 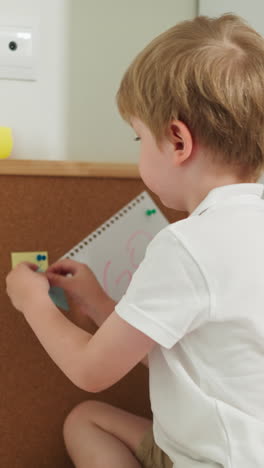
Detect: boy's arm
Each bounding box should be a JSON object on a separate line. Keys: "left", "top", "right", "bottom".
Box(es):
{"left": 23, "top": 296, "right": 152, "bottom": 391}
{"left": 88, "top": 298, "right": 149, "bottom": 368}
{"left": 78, "top": 310, "right": 155, "bottom": 392}
{"left": 141, "top": 355, "right": 149, "bottom": 367}
{"left": 23, "top": 296, "right": 94, "bottom": 387}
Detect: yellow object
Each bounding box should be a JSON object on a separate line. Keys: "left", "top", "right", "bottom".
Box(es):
{"left": 0, "top": 127, "right": 13, "bottom": 159}
{"left": 11, "top": 252, "right": 49, "bottom": 270}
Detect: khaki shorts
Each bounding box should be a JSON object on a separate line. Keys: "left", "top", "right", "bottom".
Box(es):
{"left": 135, "top": 427, "right": 173, "bottom": 468}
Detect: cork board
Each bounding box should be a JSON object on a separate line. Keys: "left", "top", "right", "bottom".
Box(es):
{"left": 0, "top": 170, "right": 186, "bottom": 468}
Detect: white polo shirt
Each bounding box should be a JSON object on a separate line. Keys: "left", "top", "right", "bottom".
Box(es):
{"left": 115, "top": 183, "right": 264, "bottom": 468}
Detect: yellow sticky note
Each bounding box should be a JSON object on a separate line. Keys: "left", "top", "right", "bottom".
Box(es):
{"left": 11, "top": 252, "right": 49, "bottom": 270}
{"left": 0, "top": 127, "right": 13, "bottom": 159}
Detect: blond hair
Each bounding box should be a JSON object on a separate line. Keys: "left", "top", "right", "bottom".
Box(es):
{"left": 116, "top": 14, "right": 264, "bottom": 180}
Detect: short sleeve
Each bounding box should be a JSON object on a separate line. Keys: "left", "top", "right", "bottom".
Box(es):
{"left": 115, "top": 226, "right": 210, "bottom": 349}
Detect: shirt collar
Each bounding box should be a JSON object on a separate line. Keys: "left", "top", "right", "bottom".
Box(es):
{"left": 190, "top": 183, "right": 264, "bottom": 217}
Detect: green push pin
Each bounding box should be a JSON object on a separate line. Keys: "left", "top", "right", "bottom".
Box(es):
{"left": 145, "top": 209, "right": 157, "bottom": 216}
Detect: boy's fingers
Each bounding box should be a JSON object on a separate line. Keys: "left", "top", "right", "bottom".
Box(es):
{"left": 46, "top": 259, "right": 79, "bottom": 275}
{"left": 46, "top": 272, "right": 67, "bottom": 287}
{"left": 18, "top": 262, "right": 39, "bottom": 271}
{"left": 46, "top": 266, "right": 69, "bottom": 276}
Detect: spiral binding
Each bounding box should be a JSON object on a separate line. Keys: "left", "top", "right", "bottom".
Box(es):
{"left": 65, "top": 192, "right": 147, "bottom": 258}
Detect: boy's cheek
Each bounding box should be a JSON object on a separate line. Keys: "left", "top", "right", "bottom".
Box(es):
{"left": 138, "top": 161, "right": 156, "bottom": 194}
{"left": 138, "top": 154, "right": 148, "bottom": 183}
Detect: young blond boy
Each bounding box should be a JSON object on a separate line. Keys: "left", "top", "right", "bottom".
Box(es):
{"left": 6, "top": 13, "right": 264, "bottom": 468}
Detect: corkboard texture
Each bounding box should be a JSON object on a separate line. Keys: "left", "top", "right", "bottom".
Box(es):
{"left": 0, "top": 174, "right": 186, "bottom": 468}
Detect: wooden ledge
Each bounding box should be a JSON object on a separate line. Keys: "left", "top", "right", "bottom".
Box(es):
{"left": 0, "top": 159, "right": 140, "bottom": 178}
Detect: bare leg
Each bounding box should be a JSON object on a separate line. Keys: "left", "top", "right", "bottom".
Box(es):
{"left": 63, "top": 400, "right": 152, "bottom": 468}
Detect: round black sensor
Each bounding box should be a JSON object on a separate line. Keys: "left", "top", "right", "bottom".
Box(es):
{"left": 9, "top": 41, "right": 18, "bottom": 51}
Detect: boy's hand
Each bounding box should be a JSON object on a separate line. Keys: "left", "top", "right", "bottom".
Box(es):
{"left": 6, "top": 262, "right": 50, "bottom": 314}
{"left": 45, "top": 259, "right": 110, "bottom": 320}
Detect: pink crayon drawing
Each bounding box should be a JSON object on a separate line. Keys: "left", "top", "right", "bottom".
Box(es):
{"left": 115, "top": 270, "right": 133, "bottom": 288}
{"left": 126, "top": 230, "right": 153, "bottom": 269}
{"left": 102, "top": 230, "right": 153, "bottom": 296}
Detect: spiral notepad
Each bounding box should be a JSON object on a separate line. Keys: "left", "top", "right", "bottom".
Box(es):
{"left": 62, "top": 191, "right": 169, "bottom": 302}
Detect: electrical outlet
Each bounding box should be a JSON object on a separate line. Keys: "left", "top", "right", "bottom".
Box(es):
{"left": 0, "top": 21, "right": 38, "bottom": 80}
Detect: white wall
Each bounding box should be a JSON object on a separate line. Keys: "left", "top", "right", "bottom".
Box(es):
{"left": 0, "top": 0, "right": 197, "bottom": 161}
{"left": 67, "top": 0, "right": 197, "bottom": 163}
{"left": 199, "top": 0, "right": 264, "bottom": 36}
{"left": 0, "top": 0, "right": 70, "bottom": 160}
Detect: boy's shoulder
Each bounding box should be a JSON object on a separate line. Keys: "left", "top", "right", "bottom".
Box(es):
{"left": 163, "top": 192, "right": 264, "bottom": 261}
{"left": 152, "top": 184, "right": 264, "bottom": 258}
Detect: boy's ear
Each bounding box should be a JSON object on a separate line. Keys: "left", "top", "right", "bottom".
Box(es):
{"left": 167, "top": 119, "right": 193, "bottom": 166}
